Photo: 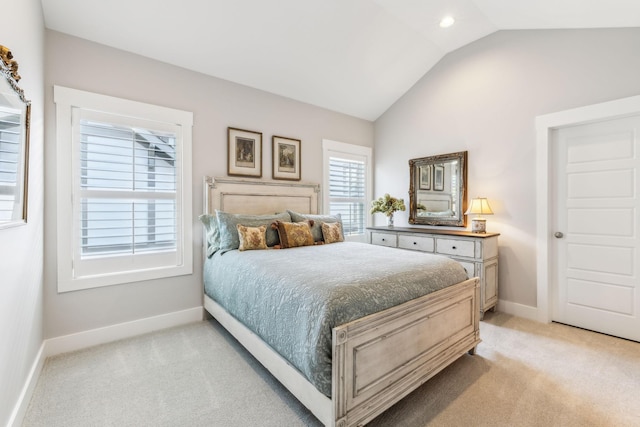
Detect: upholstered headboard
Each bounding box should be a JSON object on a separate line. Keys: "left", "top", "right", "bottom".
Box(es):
{"left": 203, "top": 176, "right": 321, "bottom": 216}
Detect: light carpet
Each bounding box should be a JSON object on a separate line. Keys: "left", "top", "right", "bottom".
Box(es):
{"left": 22, "top": 312, "right": 640, "bottom": 426}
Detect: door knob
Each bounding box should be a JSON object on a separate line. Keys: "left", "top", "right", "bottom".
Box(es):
{"left": 554, "top": 232, "right": 564, "bottom": 239}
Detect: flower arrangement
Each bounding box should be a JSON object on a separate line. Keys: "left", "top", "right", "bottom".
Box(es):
{"left": 370, "top": 193, "right": 406, "bottom": 217}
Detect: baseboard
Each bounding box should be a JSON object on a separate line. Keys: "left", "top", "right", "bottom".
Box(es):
{"left": 44, "top": 306, "right": 204, "bottom": 357}
{"left": 8, "top": 342, "right": 46, "bottom": 427}
{"left": 496, "top": 299, "right": 539, "bottom": 322}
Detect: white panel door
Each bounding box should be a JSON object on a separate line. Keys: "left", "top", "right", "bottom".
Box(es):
{"left": 553, "top": 115, "right": 640, "bottom": 342}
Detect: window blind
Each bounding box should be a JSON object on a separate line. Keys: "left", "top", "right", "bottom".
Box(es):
{"left": 328, "top": 157, "right": 366, "bottom": 236}
{"left": 77, "top": 116, "right": 178, "bottom": 258}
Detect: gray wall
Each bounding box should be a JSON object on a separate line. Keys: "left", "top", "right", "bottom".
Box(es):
{"left": 0, "top": 0, "right": 44, "bottom": 424}
{"left": 43, "top": 30, "right": 374, "bottom": 338}
{"left": 374, "top": 28, "right": 640, "bottom": 309}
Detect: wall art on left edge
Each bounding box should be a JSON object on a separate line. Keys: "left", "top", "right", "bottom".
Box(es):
{"left": 0, "top": 45, "right": 31, "bottom": 228}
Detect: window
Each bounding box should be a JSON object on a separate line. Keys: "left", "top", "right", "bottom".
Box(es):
{"left": 54, "top": 86, "right": 193, "bottom": 292}
{"left": 322, "top": 139, "right": 372, "bottom": 242}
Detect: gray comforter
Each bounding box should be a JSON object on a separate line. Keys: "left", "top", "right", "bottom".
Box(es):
{"left": 203, "top": 241, "right": 468, "bottom": 397}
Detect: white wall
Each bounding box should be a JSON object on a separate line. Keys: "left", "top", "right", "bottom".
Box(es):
{"left": 374, "top": 28, "right": 640, "bottom": 309}
{"left": 43, "top": 30, "right": 374, "bottom": 338}
{"left": 0, "top": 0, "right": 44, "bottom": 425}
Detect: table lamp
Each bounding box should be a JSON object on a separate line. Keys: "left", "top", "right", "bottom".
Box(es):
{"left": 465, "top": 197, "right": 493, "bottom": 233}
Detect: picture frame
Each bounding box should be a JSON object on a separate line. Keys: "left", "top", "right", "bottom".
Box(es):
{"left": 433, "top": 164, "right": 445, "bottom": 191}
{"left": 419, "top": 164, "right": 431, "bottom": 190}
{"left": 228, "top": 127, "right": 262, "bottom": 178}
{"left": 272, "top": 135, "right": 301, "bottom": 181}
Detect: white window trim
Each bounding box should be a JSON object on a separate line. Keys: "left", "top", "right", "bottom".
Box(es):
{"left": 322, "top": 139, "right": 372, "bottom": 242}
{"left": 54, "top": 86, "right": 193, "bottom": 292}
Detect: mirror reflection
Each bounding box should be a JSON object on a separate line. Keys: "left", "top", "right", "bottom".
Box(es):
{"left": 409, "top": 151, "right": 467, "bottom": 227}
{"left": 0, "top": 46, "right": 30, "bottom": 227}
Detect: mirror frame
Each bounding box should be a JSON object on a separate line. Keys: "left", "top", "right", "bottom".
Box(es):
{"left": 0, "top": 45, "right": 31, "bottom": 228}
{"left": 408, "top": 151, "right": 467, "bottom": 227}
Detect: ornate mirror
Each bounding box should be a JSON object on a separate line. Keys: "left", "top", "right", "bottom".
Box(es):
{"left": 409, "top": 151, "right": 467, "bottom": 227}
{"left": 0, "top": 45, "right": 30, "bottom": 227}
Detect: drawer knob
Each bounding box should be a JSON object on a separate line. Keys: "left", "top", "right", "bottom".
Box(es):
{"left": 381, "top": 238, "right": 385, "bottom": 242}
{"left": 413, "top": 242, "right": 417, "bottom": 245}
{"left": 452, "top": 246, "right": 457, "bottom": 250}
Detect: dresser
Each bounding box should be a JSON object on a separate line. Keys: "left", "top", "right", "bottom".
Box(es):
{"left": 368, "top": 226, "right": 499, "bottom": 317}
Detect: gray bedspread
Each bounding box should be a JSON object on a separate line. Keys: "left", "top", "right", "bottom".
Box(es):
{"left": 203, "top": 241, "right": 468, "bottom": 397}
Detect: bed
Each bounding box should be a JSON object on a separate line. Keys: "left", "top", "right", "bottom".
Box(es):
{"left": 201, "top": 176, "right": 481, "bottom": 427}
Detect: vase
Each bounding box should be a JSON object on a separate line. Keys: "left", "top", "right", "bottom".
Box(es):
{"left": 387, "top": 213, "right": 394, "bottom": 227}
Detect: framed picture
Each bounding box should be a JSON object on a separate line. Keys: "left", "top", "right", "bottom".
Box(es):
{"left": 272, "top": 135, "right": 301, "bottom": 181}
{"left": 433, "top": 164, "right": 445, "bottom": 191}
{"left": 228, "top": 127, "right": 262, "bottom": 177}
{"left": 419, "top": 165, "right": 431, "bottom": 190}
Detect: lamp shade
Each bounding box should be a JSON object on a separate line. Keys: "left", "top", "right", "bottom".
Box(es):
{"left": 465, "top": 198, "right": 493, "bottom": 233}
{"left": 465, "top": 198, "right": 494, "bottom": 216}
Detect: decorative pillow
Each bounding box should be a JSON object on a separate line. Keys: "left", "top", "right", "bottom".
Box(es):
{"left": 237, "top": 224, "right": 268, "bottom": 251}
{"left": 198, "top": 214, "right": 219, "bottom": 258}
{"left": 216, "top": 210, "right": 291, "bottom": 254}
{"left": 321, "top": 222, "right": 344, "bottom": 244}
{"left": 273, "top": 220, "right": 314, "bottom": 248}
{"left": 287, "top": 211, "right": 342, "bottom": 242}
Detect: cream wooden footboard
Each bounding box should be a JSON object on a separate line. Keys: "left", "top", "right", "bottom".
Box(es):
{"left": 332, "top": 277, "right": 480, "bottom": 426}
{"left": 202, "top": 177, "right": 481, "bottom": 426}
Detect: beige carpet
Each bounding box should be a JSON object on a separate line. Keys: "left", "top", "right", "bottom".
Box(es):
{"left": 23, "top": 312, "right": 640, "bottom": 426}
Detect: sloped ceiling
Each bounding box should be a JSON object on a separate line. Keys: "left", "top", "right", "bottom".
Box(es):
{"left": 41, "top": 0, "right": 640, "bottom": 120}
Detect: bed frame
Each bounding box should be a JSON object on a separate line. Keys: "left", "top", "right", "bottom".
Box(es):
{"left": 202, "top": 176, "right": 481, "bottom": 427}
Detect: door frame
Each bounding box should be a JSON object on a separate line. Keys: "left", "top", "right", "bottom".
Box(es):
{"left": 535, "top": 94, "right": 640, "bottom": 323}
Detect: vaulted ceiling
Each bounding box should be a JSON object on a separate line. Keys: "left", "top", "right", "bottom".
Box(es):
{"left": 41, "top": 0, "right": 640, "bottom": 120}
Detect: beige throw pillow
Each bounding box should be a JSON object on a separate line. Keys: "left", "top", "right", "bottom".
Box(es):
{"left": 321, "top": 222, "right": 344, "bottom": 244}
{"left": 237, "top": 224, "right": 268, "bottom": 251}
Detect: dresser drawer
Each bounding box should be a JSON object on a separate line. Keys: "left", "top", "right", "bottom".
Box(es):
{"left": 398, "top": 234, "right": 434, "bottom": 252}
{"left": 435, "top": 238, "right": 475, "bottom": 258}
{"left": 371, "top": 232, "right": 397, "bottom": 248}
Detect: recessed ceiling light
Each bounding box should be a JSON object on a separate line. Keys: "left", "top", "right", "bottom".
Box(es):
{"left": 439, "top": 16, "right": 455, "bottom": 28}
